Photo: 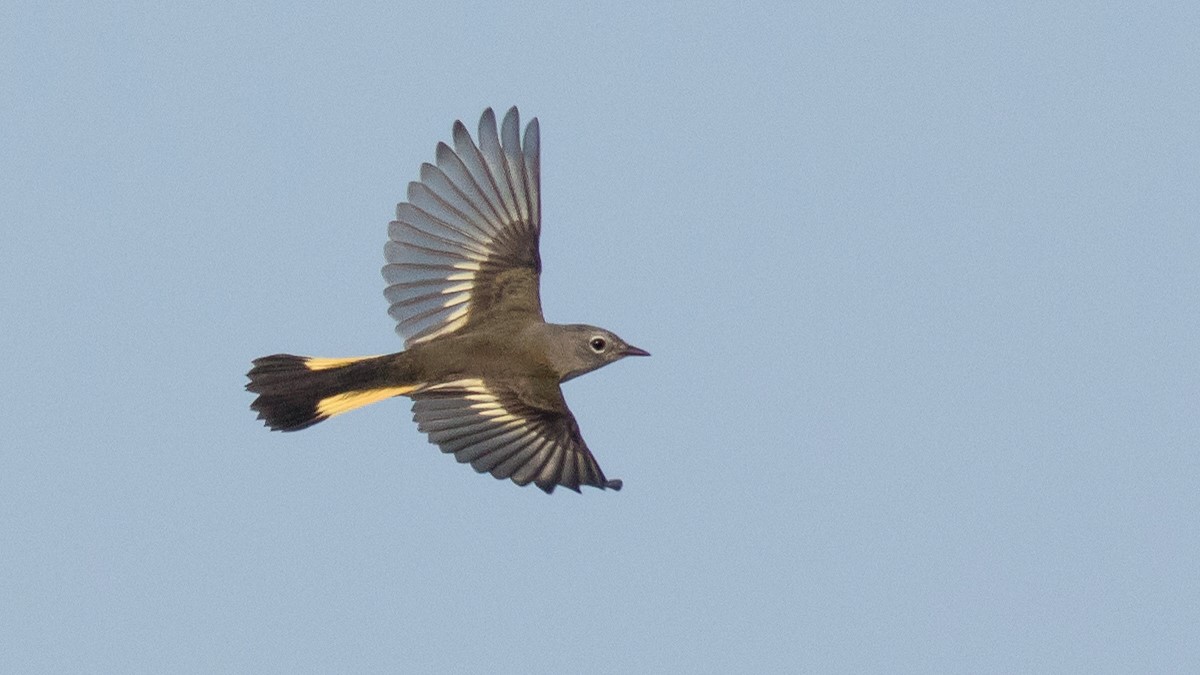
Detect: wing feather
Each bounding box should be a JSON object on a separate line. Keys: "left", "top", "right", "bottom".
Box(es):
{"left": 410, "top": 379, "right": 620, "bottom": 493}
{"left": 384, "top": 107, "right": 543, "bottom": 346}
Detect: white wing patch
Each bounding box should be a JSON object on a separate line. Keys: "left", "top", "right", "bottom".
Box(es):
{"left": 383, "top": 107, "right": 541, "bottom": 347}
{"left": 410, "top": 379, "right": 621, "bottom": 493}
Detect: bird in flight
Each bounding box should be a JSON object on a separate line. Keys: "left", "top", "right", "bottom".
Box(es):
{"left": 246, "top": 107, "right": 647, "bottom": 493}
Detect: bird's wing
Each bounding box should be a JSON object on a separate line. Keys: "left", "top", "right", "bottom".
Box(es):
{"left": 384, "top": 107, "right": 543, "bottom": 347}
{"left": 411, "top": 378, "right": 622, "bottom": 493}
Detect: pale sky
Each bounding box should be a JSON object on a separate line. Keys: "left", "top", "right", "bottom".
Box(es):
{"left": 3, "top": 2, "right": 1197, "bottom": 672}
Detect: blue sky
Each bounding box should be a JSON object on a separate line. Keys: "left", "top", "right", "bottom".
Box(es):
{"left": 2, "top": 2, "right": 1197, "bottom": 672}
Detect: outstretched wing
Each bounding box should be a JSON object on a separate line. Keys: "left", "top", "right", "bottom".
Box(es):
{"left": 411, "top": 378, "right": 622, "bottom": 493}
{"left": 384, "top": 107, "right": 543, "bottom": 347}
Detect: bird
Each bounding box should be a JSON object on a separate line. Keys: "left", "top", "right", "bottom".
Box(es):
{"left": 246, "top": 107, "right": 647, "bottom": 493}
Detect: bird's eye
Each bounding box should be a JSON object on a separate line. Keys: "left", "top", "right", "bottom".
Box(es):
{"left": 589, "top": 337, "right": 607, "bottom": 353}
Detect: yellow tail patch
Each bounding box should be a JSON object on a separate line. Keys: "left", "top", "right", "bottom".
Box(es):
{"left": 303, "top": 356, "right": 380, "bottom": 371}
{"left": 316, "top": 385, "right": 419, "bottom": 418}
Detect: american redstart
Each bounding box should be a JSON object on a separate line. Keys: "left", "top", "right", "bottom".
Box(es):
{"left": 247, "top": 108, "right": 647, "bottom": 493}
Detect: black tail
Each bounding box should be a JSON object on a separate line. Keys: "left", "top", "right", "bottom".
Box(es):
{"left": 246, "top": 354, "right": 418, "bottom": 431}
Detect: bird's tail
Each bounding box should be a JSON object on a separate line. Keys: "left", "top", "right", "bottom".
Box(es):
{"left": 246, "top": 353, "right": 419, "bottom": 431}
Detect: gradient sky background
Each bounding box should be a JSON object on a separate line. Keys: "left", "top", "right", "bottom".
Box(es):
{"left": 2, "top": 2, "right": 1197, "bottom": 672}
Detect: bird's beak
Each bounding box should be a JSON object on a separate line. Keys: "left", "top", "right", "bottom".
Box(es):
{"left": 622, "top": 345, "right": 650, "bottom": 357}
